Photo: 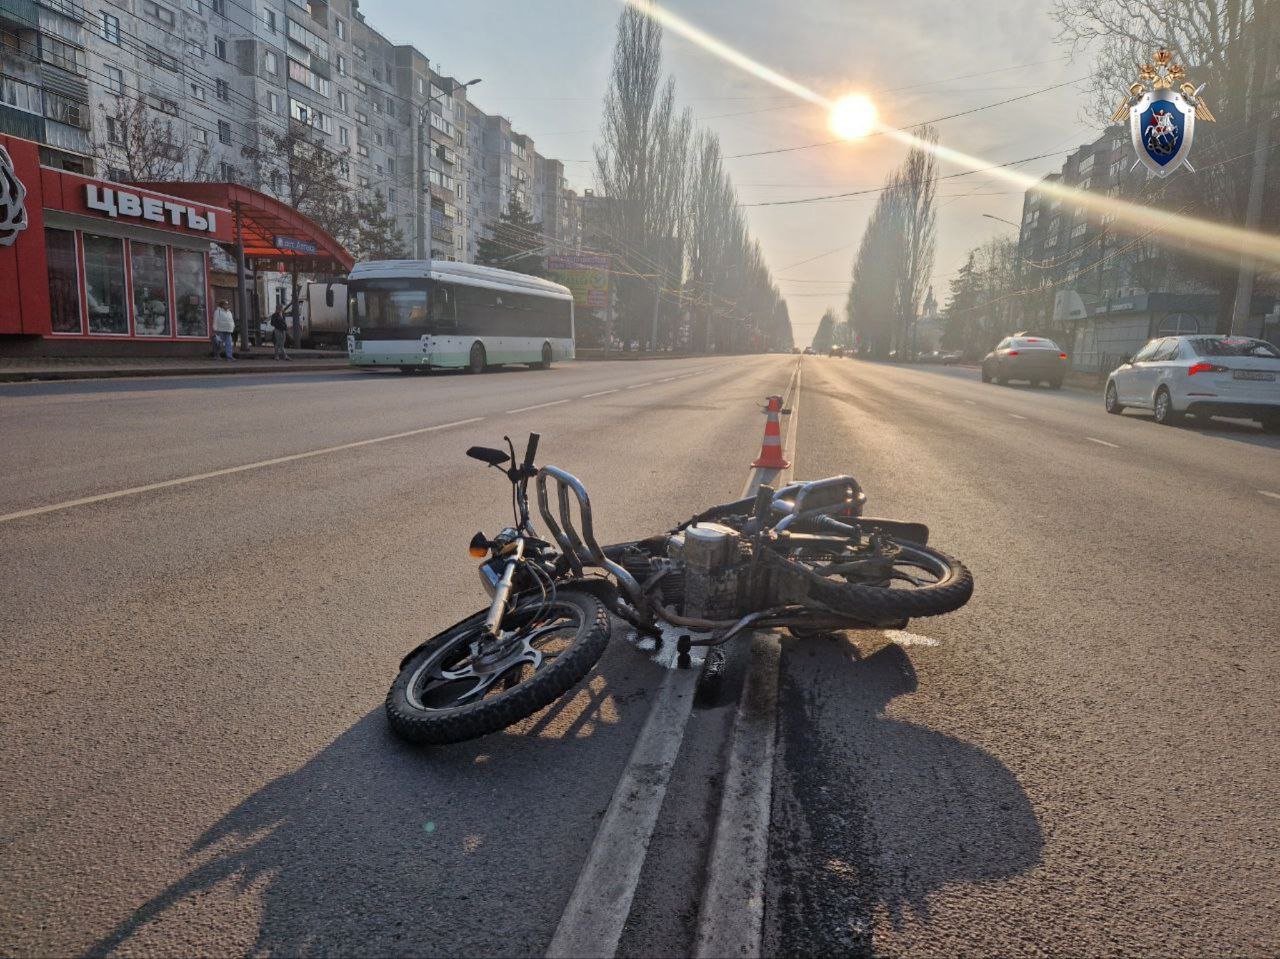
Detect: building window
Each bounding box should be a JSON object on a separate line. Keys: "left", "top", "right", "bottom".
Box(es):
{"left": 219, "top": 161, "right": 234, "bottom": 179}
{"left": 46, "top": 229, "right": 81, "bottom": 334}
{"left": 144, "top": 45, "right": 179, "bottom": 72}
{"left": 387, "top": 157, "right": 395, "bottom": 174}
{"left": 334, "top": 16, "right": 345, "bottom": 38}
{"left": 209, "top": 0, "right": 224, "bottom": 14}
{"left": 105, "top": 66, "right": 124, "bottom": 94}
{"left": 83, "top": 233, "right": 129, "bottom": 335}
{"left": 337, "top": 91, "right": 347, "bottom": 111}
{"left": 336, "top": 53, "right": 346, "bottom": 75}
{"left": 131, "top": 243, "right": 171, "bottom": 336}
{"left": 264, "top": 50, "right": 279, "bottom": 75}
{"left": 214, "top": 36, "right": 227, "bottom": 60}
{"left": 355, "top": 110, "right": 367, "bottom": 125}
{"left": 215, "top": 78, "right": 229, "bottom": 101}
{"left": 173, "top": 249, "right": 208, "bottom": 336}
{"left": 151, "top": 95, "right": 179, "bottom": 116}
{"left": 267, "top": 91, "right": 279, "bottom": 113}
{"left": 193, "top": 126, "right": 208, "bottom": 145}
{"left": 218, "top": 119, "right": 231, "bottom": 144}
{"left": 188, "top": 0, "right": 201, "bottom": 12}
{"left": 358, "top": 175, "right": 369, "bottom": 188}
{"left": 101, "top": 11, "right": 120, "bottom": 44}
{"left": 190, "top": 82, "right": 205, "bottom": 101}
{"left": 186, "top": 39, "right": 203, "bottom": 60}
{"left": 339, "top": 125, "right": 349, "bottom": 146}
{"left": 43, "top": 36, "right": 86, "bottom": 75}
{"left": 144, "top": 1, "right": 175, "bottom": 27}
{"left": 106, "top": 117, "right": 123, "bottom": 144}
{"left": 264, "top": 9, "right": 276, "bottom": 31}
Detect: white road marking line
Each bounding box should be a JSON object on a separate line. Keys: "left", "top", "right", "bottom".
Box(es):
{"left": 0, "top": 417, "right": 486, "bottom": 525}
{"left": 963, "top": 399, "right": 977, "bottom": 405}
{"left": 656, "top": 376, "right": 680, "bottom": 382}
{"left": 884, "top": 629, "right": 940, "bottom": 647}
{"left": 1008, "top": 413, "right": 1027, "bottom": 420}
{"left": 505, "top": 398, "right": 569, "bottom": 414}
{"left": 693, "top": 634, "right": 780, "bottom": 959}
{"left": 545, "top": 665, "right": 702, "bottom": 959}
{"left": 1085, "top": 436, "right": 1120, "bottom": 448}
{"left": 625, "top": 381, "right": 654, "bottom": 390}
{"left": 1260, "top": 490, "right": 1280, "bottom": 501}
{"left": 582, "top": 389, "right": 618, "bottom": 398}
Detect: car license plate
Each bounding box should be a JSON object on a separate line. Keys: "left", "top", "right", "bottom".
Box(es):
{"left": 1232, "top": 370, "right": 1275, "bottom": 381}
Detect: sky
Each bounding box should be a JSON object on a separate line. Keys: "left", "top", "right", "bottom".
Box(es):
{"left": 364, "top": 0, "right": 1104, "bottom": 346}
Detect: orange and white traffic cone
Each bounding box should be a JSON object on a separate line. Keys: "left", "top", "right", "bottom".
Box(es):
{"left": 752, "top": 394, "right": 791, "bottom": 469}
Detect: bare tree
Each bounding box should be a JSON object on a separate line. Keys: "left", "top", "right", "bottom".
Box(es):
{"left": 889, "top": 127, "right": 939, "bottom": 355}
{"left": 93, "top": 96, "right": 211, "bottom": 182}
{"left": 242, "top": 122, "right": 352, "bottom": 343}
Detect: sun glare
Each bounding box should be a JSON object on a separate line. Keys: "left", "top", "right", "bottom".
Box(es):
{"left": 829, "top": 94, "right": 878, "bottom": 141}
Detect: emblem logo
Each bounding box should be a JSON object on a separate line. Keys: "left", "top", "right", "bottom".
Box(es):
{"left": 0, "top": 144, "right": 30, "bottom": 247}
{"left": 1111, "top": 48, "right": 1216, "bottom": 177}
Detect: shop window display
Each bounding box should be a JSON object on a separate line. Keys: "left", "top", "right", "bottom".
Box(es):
{"left": 131, "top": 242, "right": 171, "bottom": 336}
{"left": 45, "top": 228, "right": 82, "bottom": 334}
{"left": 83, "top": 233, "right": 129, "bottom": 334}
{"left": 173, "top": 249, "right": 208, "bottom": 337}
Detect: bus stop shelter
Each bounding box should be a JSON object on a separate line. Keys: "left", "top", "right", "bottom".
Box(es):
{"left": 134, "top": 181, "right": 354, "bottom": 347}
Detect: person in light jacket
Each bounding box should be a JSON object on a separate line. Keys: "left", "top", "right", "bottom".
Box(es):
{"left": 213, "top": 300, "right": 236, "bottom": 360}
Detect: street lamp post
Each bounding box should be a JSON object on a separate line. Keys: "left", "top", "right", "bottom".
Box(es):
{"left": 416, "top": 77, "right": 481, "bottom": 261}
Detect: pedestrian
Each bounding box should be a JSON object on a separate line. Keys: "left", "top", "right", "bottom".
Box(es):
{"left": 213, "top": 299, "right": 236, "bottom": 360}
{"left": 270, "top": 305, "right": 291, "bottom": 360}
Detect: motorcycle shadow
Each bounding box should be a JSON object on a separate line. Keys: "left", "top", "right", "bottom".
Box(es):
{"left": 767, "top": 638, "right": 1044, "bottom": 955}
{"left": 86, "top": 635, "right": 662, "bottom": 958}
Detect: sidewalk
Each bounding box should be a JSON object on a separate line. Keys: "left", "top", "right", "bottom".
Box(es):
{"left": 0, "top": 349, "right": 351, "bottom": 383}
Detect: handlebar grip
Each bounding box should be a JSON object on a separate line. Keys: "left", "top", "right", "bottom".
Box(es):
{"left": 523, "top": 432, "right": 540, "bottom": 472}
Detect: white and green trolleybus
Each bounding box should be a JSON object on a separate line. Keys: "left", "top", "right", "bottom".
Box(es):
{"left": 346, "top": 260, "right": 575, "bottom": 372}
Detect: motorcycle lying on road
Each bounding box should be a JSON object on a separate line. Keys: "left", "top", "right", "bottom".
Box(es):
{"left": 386, "top": 432, "right": 974, "bottom": 745}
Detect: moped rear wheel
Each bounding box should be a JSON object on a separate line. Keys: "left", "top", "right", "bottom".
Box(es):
{"left": 386, "top": 589, "right": 610, "bottom": 745}
{"left": 766, "top": 538, "right": 973, "bottom": 622}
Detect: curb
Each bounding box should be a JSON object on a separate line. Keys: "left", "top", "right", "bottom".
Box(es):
{"left": 0, "top": 362, "right": 352, "bottom": 383}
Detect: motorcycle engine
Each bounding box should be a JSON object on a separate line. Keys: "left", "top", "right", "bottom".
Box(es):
{"left": 668, "top": 522, "right": 746, "bottom": 621}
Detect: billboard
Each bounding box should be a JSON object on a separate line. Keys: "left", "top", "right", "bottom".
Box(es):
{"left": 547, "top": 253, "right": 609, "bottom": 312}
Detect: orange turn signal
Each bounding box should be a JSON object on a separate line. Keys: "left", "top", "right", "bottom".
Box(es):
{"left": 468, "top": 531, "right": 489, "bottom": 558}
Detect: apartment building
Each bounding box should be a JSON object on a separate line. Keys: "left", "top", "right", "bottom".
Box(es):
{"left": 1016, "top": 125, "right": 1226, "bottom": 370}
{"left": 1, "top": 0, "right": 582, "bottom": 266}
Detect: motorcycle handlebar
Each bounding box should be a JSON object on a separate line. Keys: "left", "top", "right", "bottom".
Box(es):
{"left": 522, "top": 432, "right": 540, "bottom": 474}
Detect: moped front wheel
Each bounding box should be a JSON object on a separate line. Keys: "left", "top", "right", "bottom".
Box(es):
{"left": 386, "top": 589, "right": 610, "bottom": 745}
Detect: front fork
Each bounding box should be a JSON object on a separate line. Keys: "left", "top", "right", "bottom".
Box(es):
{"left": 483, "top": 539, "right": 525, "bottom": 638}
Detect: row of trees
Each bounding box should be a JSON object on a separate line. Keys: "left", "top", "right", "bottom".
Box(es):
{"left": 589, "top": 9, "right": 792, "bottom": 353}
{"left": 839, "top": 130, "right": 939, "bottom": 359}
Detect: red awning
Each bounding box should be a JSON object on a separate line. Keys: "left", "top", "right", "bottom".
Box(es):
{"left": 132, "top": 181, "right": 354, "bottom": 273}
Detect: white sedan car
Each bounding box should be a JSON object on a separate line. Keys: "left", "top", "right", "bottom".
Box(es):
{"left": 1105, "top": 335, "right": 1280, "bottom": 432}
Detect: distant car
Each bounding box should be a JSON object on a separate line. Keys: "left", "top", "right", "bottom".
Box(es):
{"left": 803, "top": 346, "right": 815, "bottom": 355}
{"left": 1105, "top": 334, "right": 1280, "bottom": 431}
{"left": 981, "top": 335, "right": 1068, "bottom": 388}
{"left": 941, "top": 351, "right": 963, "bottom": 365}
{"left": 828, "top": 346, "right": 844, "bottom": 358}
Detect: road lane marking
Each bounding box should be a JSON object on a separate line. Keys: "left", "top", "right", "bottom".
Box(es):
{"left": 0, "top": 417, "right": 486, "bottom": 525}
{"left": 1260, "top": 490, "right": 1280, "bottom": 501}
{"left": 552, "top": 357, "right": 798, "bottom": 959}
{"left": 693, "top": 634, "right": 780, "bottom": 959}
{"left": 545, "top": 664, "right": 701, "bottom": 959}
{"left": 885, "top": 629, "right": 940, "bottom": 647}
{"left": 505, "top": 399, "right": 570, "bottom": 414}
{"left": 1085, "top": 436, "right": 1120, "bottom": 448}
{"left": 1008, "top": 413, "right": 1027, "bottom": 420}
{"left": 963, "top": 399, "right": 976, "bottom": 405}
{"left": 582, "top": 389, "right": 618, "bottom": 398}
{"left": 625, "top": 381, "right": 654, "bottom": 390}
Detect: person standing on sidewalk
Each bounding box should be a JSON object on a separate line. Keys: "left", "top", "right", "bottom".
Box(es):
{"left": 270, "top": 305, "right": 291, "bottom": 360}
{"left": 213, "top": 300, "right": 236, "bottom": 360}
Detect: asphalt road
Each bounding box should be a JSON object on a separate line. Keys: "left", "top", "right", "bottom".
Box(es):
{"left": 2, "top": 355, "right": 1277, "bottom": 957}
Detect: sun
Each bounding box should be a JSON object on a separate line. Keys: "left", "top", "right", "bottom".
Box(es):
{"left": 828, "top": 93, "right": 878, "bottom": 141}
